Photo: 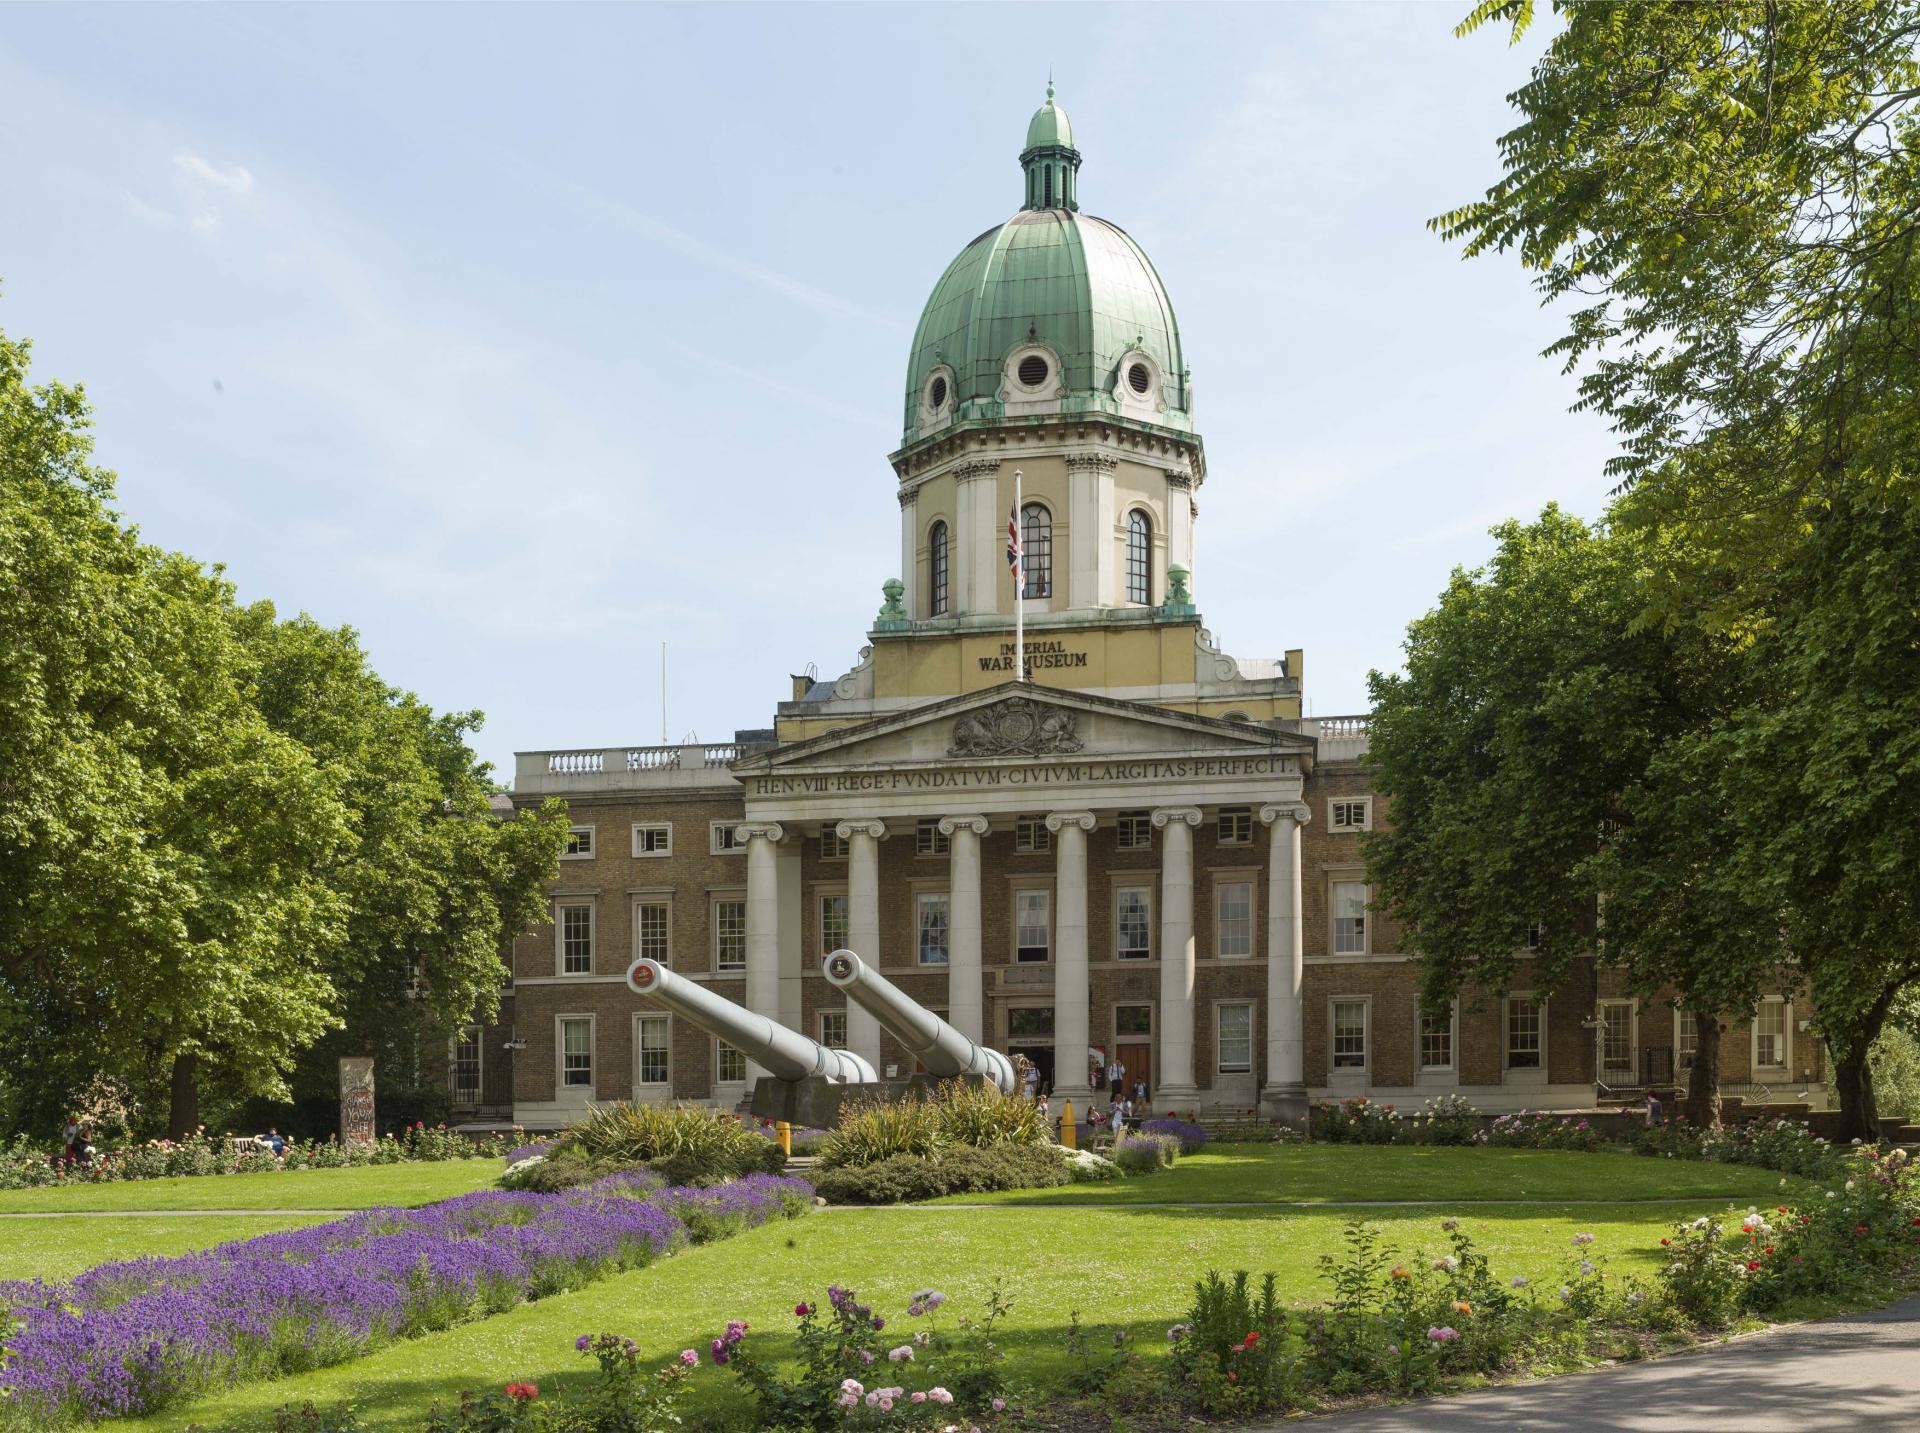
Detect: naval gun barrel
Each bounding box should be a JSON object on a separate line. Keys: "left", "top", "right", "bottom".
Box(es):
{"left": 625, "top": 958, "right": 877, "bottom": 1085}
{"left": 820, "top": 948, "right": 1019, "bottom": 1094}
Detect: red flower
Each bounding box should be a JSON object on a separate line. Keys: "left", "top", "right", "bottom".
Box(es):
{"left": 1227, "top": 1371, "right": 1238, "bottom": 1383}
{"left": 1659, "top": 1238, "right": 1670, "bottom": 1246}
{"left": 1763, "top": 1246, "right": 1774, "bottom": 1254}
{"left": 1854, "top": 1226, "right": 1869, "bottom": 1236}
{"left": 1777, "top": 1206, "right": 1788, "bottom": 1213}
{"left": 1746, "top": 1261, "right": 1761, "bottom": 1271}
{"left": 504, "top": 1382, "right": 538, "bottom": 1402}
{"left": 1243, "top": 1331, "right": 1259, "bottom": 1346}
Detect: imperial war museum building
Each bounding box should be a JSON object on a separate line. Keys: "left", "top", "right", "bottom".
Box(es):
{"left": 462, "top": 93, "right": 1826, "bottom": 1130}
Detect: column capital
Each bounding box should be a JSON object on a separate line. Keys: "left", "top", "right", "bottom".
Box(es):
{"left": 1151, "top": 806, "right": 1203, "bottom": 829}
{"left": 1259, "top": 803, "right": 1311, "bottom": 827}
{"left": 937, "top": 814, "right": 991, "bottom": 838}
{"left": 735, "top": 821, "right": 786, "bottom": 844}
{"left": 952, "top": 457, "right": 1000, "bottom": 484}
{"left": 835, "top": 818, "right": 890, "bottom": 842}
{"left": 1044, "top": 810, "right": 1097, "bottom": 834}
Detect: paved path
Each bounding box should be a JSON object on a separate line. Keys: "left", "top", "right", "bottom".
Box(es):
{"left": 1273, "top": 1291, "right": 1920, "bottom": 1432}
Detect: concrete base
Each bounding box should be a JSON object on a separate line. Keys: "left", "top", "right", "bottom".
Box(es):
{"left": 749, "top": 1076, "right": 867, "bottom": 1129}
{"left": 1260, "top": 1081, "right": 1311, "bottom": 1130}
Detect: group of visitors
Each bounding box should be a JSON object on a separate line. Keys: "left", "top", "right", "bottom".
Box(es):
{"left": 57, "top": 1114, "right": 95, "bottom": 1166}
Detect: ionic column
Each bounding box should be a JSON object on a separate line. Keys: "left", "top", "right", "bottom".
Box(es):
{"left": 938, "top": 815, "right": 991, "bottom": 1043}
{"left": 1260, "top": 803, "right": 1311, "bottom": 1124}
{"left": 1048, "top": 811, "right": 1097, "bottom": 1109}
{"left": 738, "top": 822, "right": 786, "bottom": 1082}
{"left": 1153, "top": 807, "right": 1203, "bottom": 1105}
{"left": 836, "top": 818, "right": 889, "bottom": 1070}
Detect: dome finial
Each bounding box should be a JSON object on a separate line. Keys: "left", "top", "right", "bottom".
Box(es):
{"left": 1021, "top": 79, "right": 1078, "bottom": 211}
{"left": 1047, "top": 71, "right": 1054, "bottom": 103}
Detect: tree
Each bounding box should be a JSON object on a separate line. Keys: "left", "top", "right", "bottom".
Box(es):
{"left": 1365, "top": 508, "right": 1784, "bottom": 1123}
{"left": 0, "top": 316, "right": 568, "bottom": 1138}
{"left": 1, "top": 322, "right": 351, "bottom": 1136}
{"left": 1440, "top": 1, "right": 1920, "bottom": 1137}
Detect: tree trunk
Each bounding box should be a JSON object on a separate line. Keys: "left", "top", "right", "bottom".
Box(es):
{"left": 168, "top": 1052, "right": 199, "bottom": 1140}
{"left": 1830, "top": 1053, "right": 1879, "bottom": 1143}
{"left": 1684, "top": 1016, "right": 1722, "bottom": 1128}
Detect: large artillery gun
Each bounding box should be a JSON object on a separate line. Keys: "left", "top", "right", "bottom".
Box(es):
{"left": 820, "top": 948, "right": 1019, "bottom": 1095}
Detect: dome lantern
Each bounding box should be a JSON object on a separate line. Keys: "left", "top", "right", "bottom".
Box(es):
{"left": 1020, "top": 80, "right": 1080, "bottom": 212}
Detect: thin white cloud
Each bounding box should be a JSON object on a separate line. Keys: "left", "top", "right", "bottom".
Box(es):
{"left": 173, "top": 150, "right": 255, "bottom": 195}
{"left": 122, "top": 191, "right": 174, "bottom": 226}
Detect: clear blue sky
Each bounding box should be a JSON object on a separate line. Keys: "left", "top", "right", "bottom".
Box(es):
{"left": 0, "top": 3, "right": 1613, "bottom": 782}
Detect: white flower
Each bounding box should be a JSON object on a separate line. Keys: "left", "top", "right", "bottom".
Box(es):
{"left": 888, "top": 1346, "right": 914, "bottom": 1363}
{"left": 1433, "top": 1255, "right": 1459, "bottom": 1272}
{"left": 1579, "top": 1260, "right": 1595, "bottom": 1275}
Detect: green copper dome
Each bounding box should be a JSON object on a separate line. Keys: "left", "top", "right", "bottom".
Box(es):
{"left": 900, "top": 91, "right": 1191, "bottom": 448}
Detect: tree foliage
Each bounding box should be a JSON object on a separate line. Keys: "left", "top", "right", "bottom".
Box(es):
{"left": 0, "top": 319, "right": 567, "bottom": 1137}
{"left": 1364, "top": 508, "right": 1784, "bottom": 1121}
{"left": 1429, "top": 1, "right": 1920, "bottom": 1137}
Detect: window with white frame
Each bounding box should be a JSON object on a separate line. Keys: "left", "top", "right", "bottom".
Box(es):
{"left": 1217, "top": 1003, "right": 1253, "bottom": 1074}
{"left": 634, "top": 1015, "right": 668, "bottom": 1085}
{"left": 928, "top": 520, "right": 949, "bottom": 618}
{"left": 632, "top": 823, "right": 672, "bottom": 857}
{"left": 819, "top": 829, "right": 849, "bottom": 860}
{"left": 819, "top": 893, "right": 849, "bottom": 952}
{"left": 635, "top": 901, "right": 670, "bottom": 966}
{"left": 561, "top": 1017, "right": 593, "bottom": 1087}
{"left": 1014, "top": 816, "right": 1050, "bottom": 853}
{"left": 1419, "top": 1005, "right": 1454, "bottom": 1071}
{"left": 1755, "top": 1000, "right": 1788, "bottom": 1069}
{"left": 1331, "top": 999, "right": 1368, "bottom": 1069}
{"left": 713, "top": 898, "right": 746, "bottom": 972}
{"left": 1217, "top": 880, "right": 1253, "bottom": 958}
{"left": 1015, "top": 889, "right": 1051, "bottom": 963}
{"left": 710, "top": 822, "right": 744, "bottom": 855}
{"left": 1116, "top": 810, "right": 1152, "bottom": 850}
{"left": 1020, "top": 503, "right": 1052, "bottom": 599}
{"left": 452, "top": 1026, "right": 482, "bottom": 1101}
{"left": 563, "top": 825, "right": 595, "bottom": 859}
{"left": 1332, "top": 881, "right": 1368, "bottom": 955}
{"left": 1523, "top": 922, "right": 1544, "bottom": 952}
{"left": 716, "top": 1041, "right": 747, "bottom": 1084}
{"left": 917, "top": 892, "right": 950, "bottom": 965}
{"left": 1116, "top": 886, "right": 1151, "bottom": 960}
{"left": 559, "top": 903, "right": 593, "bottom": 975}
{"left": 1217, "top": 807, "right": 1253, "bottom": 845}
{"left": 915, "top": 818, "right": 949, "bottom": 856}
{"left": 1125, "top": 509, "right": 1152, "bottom": 605}
{"left": 820, "top": 1009, "right": 848, "bottom": 1049}
{"left": 1676, "top": 1008, "right": 1699, "bottom": 1072}
{"left": 1327, "top": 798, "right": 1371, "bottom": 833}
{"left": 1506, "top": 998, "right": 1543, "bottom": 1069}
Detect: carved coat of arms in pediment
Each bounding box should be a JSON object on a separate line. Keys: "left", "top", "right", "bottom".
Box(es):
{"left": 947, "top": 696, "right": 1084, "bottom": 758}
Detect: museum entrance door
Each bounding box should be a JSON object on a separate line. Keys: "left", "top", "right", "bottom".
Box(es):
{"left": 1117, "top": 1043, "right": 1153, "bottom": 1103}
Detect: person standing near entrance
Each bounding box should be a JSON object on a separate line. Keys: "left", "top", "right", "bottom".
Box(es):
{"left": 1106, "top": 1057, "right": 1126, "bottom": 1100}
{"left": 1023, "top": 1061, "right": 1041, "bottom": 1102}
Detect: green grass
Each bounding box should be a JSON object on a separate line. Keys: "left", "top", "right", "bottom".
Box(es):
{"left": 106, "top": 1147, "right": 1790, "bottom": 1432}
{"left": 0, "top": 1159, "right": 502, "bottom": 1214}
{"left": 0, "top": 1215, "right": 330, "bottom": 1282}
{"left": 941, "top": 1144, "right": 1810, "bottom": 1205}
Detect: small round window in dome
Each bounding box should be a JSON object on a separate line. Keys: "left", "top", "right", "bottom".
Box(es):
{"left": 1017, "top": 354, "right": 1050, "bottom": 388}
{"left": 929, "top": 374, "right": 948, "bottom": 409}
{"left": 1127, "top": 362, "right": 1151, "bottom": 395}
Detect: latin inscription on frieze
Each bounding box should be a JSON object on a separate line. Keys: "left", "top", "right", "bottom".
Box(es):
{"left": 747, "top": 754, "right": 1289, "bottom": 798}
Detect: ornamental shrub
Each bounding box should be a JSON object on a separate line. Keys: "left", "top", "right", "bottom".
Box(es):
{"left": 809, "top": 1145, "right": 1069, "bottom": 1205}
{"left": 1139, "top": 1117, "right": 1208, "bottom": 1154}
{"left": 1168, "top": 1271, "right": 1295, "bottom": 1415}
{"left": 1112, "top": 1132, "right": 1180, "bottom": 1174}
{"left": 819, "top": 1098, "right": 943, "bottom": 1170}
{"left": 1311, "top": 1097, "right": 1398, "bottom": 1144}
{"left": 1403, "top": 1094, "right": 1482, "bottom": 1146}
{"left": 1475, "top": 1110, "right": 1602, "bottom": 1152}
{"left": 931, "top": 1079, "right": 1046, "bottom": 1148}
{"left": 567, "top": 1102, "right": 773, "bottom": 1182}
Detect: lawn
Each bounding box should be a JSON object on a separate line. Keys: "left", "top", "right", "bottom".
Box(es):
{"left": 104, "top": 1146, "right": 1790, "bottom": 1431}
{"left": 0, "top": 1214, "right": 330, "bottom": 1283}
{"left": 0, "top": 1158, "right": 502, "bottom": 1214}
{"left": 941, "top": 1143, "right": 1809, "bottom": 1205}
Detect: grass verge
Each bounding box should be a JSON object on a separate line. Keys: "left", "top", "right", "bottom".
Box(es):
{"left": 0, "top": 1215, "right": 330, "bottom": 1283}
{"left": 0, "top": 1159, "right": 502, "bottom": 1214}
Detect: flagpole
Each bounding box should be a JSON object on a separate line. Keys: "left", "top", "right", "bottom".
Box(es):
{"left": 1013, "top": 467, "right": 1025, "bottom": 682}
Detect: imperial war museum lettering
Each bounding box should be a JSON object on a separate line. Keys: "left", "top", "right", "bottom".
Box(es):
{"left": 979, "top": 639, "right": 1087, "bottom": 672}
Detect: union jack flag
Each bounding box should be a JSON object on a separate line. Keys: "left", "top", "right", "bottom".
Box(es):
{"left": 1007, "top": 502, "right": 1024, "bottom": 589}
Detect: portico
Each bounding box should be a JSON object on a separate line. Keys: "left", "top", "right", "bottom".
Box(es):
{"left": 731, "top": 684, "right": 1312, "bottom": 1117}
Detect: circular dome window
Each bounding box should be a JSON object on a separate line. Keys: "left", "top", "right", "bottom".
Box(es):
{"left": 1017, "top": 354, "right": 1050, "bottom": 388}
{"left": 1127, "top": 362, "right": 1152, "bottom": 395}
{"left": 929, "top": 374, "right": 948, "bottom": 409}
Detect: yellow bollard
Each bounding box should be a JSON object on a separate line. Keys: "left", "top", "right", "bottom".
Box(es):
{"left": 776, "top": 1120, "right": 792, "bottom": 1156}
{"left": 1060, "top": 1100, "right": 1076, "bottom": 1149}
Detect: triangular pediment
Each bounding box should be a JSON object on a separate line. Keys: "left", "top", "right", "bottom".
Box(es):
{"left": 735, "top": 683, "right": 1312, "bottom": 775}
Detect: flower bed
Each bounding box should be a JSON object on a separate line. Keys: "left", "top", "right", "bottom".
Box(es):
{"left": 0, "top": 1124, "right": 504, "bottom": 1191}
{"left": 0, "top": 1172, "right": 810, "bottom": 1426}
